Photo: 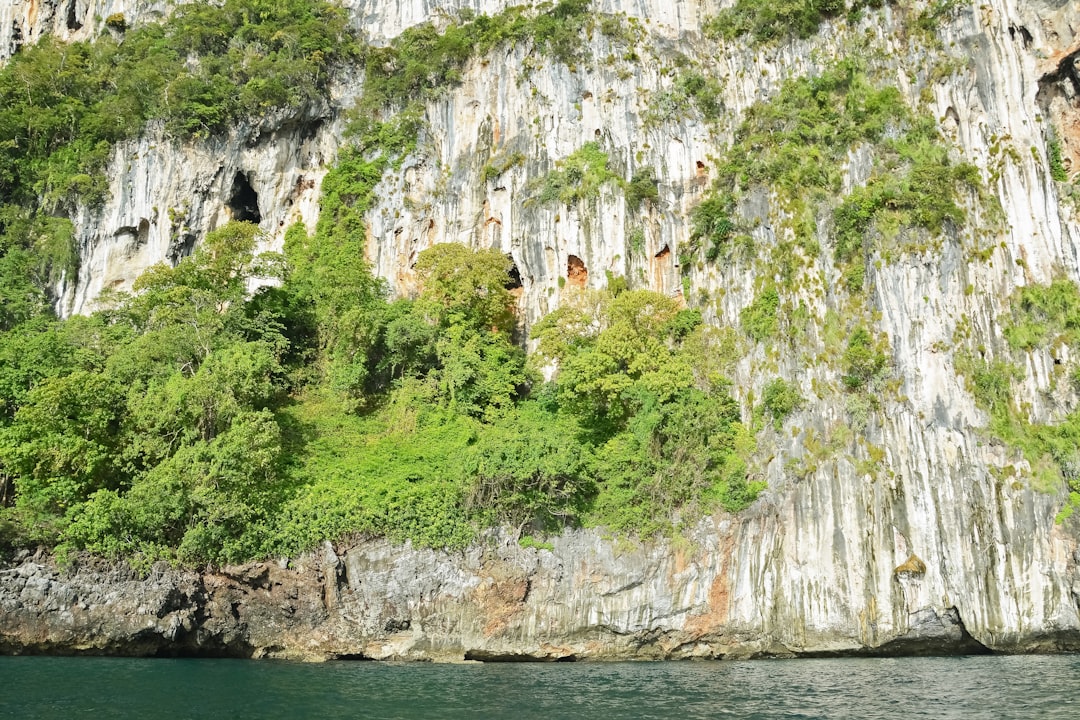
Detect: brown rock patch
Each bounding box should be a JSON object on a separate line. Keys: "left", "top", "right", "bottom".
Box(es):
{"left": 473, "top": 577, "right": 530, "bottom": 637}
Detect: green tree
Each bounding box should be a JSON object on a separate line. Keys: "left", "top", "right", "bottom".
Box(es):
{"left": 411, "top": 244, "right": 527, "bottom": 417}
{"left": 761, "top": 377, "right": 804, "bottom": 428}
{"left": 67, "top": 409, "right": 284, "bottom": 564}
{"left": 414, "top": 243, "right": 516, "bottom": 333}
{"left": 842, "top": 325, "right": 888, "bottom": 391}
{"left": 532, "top": 288, "right": 760, "bottom": 535}
{"left": 0, "top": 371, "right": 126, "bottom": 537}
{"left": 543, "top": 290, "right": 694, "bottom": 428}
{"left": 464, "top": 404, "right": 595, "bottom": 530}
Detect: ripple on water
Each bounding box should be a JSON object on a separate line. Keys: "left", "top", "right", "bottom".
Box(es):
{"left": 2, "top": 654, "right": 1080, "bottom": 719}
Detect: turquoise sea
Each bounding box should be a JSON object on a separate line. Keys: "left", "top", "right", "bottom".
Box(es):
{"left": 2, "top": 654, "right": 1079, "bottom": 719}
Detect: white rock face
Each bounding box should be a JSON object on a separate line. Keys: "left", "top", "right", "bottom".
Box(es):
{"left": 0, "top": 0, "right": 168, "bottom": 61}
{"left": 57, "top": 108, "right": 341, "bottom": 315}
{"left": 5, "top": 0, "right": 1080, "bottom": 655}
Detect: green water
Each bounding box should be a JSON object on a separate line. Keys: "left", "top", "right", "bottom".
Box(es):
{"left": 2, "top": 654, "right": 1078, "bottom": 719}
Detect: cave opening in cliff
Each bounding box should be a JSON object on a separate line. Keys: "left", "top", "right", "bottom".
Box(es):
{"left": 168, "top": 233, "right": 197, "bottom": 265}
{"left": 567, "top": 254, "right": 588, "bottom": 288}
{"left": 1009, "top": 24, "right": 1033, "bottom": 50}
{"left": 66, "top": 0, "right": 84, "bottom": 31}
{"left": 505, "top": 256, "right": 522, "bottom": 291}
{"left": 228, "top": 172, "right": 262, "bottom": 224}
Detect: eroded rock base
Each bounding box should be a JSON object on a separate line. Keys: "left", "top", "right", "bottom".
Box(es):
{"left": 4, "top": 525, "right": 1080, "bottom": 662}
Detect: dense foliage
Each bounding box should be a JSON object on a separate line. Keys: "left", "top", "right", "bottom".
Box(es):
{"left": 533, "top": 292, "right": 760, "bottom": 534}
{"left": 704, "top": 1, "right": 965, "bottom": 45}
{"left": 1048, "top": 139, "right": 1070, "bottom": 183}
{"left": 0, "top": 1, "right": 762, "bottom": 564}
{"left": 533, "top": 142, "right": 621, "bottom": 205}
{"left": 1, "top": 223, "right": 290, "bottom": 560}
{"left": 359, "top": 0, "right": 591, "bottom": 115}
{"left": 760, "top": 378, "right": 804, "bottom": 429}
{"left": 0, "top": 225, "right": 761, "bottom": 563}
{"left": 1003, "top": 279, "right": 1080, "bottom": 351}
{"left": 0, "top": 0, "right": 359, "bottom": 331}
{"left": 706, "top": 0, "right": 864, "bottom": 43}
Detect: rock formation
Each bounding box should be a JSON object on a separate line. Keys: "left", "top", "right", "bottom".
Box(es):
{"left": 3, "top": 0, "right": 1080, "bottom": 659}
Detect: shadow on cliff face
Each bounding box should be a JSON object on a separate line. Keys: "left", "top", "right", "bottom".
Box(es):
{"left": 228, "top": 172, "right": 262, "bottom": 224}
{"left": 800, "top": 608, "right": 992, "bottom": 659}
{"left": 65, "top": 0, "right": 84, "bottom": 32}
{"left": 464, "top": 649, "right": 578, "bottom": 662}
{"left": 1036, "top": 40, "right": 1080, "bottom": 180}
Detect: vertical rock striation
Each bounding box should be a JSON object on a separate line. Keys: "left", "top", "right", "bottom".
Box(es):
{"left": 0, "top": 0, "right": 168, "bottom": 61}
{"left": 56, "top": 107, "right": 341, "bottom": 315}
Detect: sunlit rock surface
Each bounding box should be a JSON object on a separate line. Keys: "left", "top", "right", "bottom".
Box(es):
{"left": 2, "top": 0, "right": 1080, "bottom": 659}
{"left": 0, "top": 0, "right": 168, "bottom": 60}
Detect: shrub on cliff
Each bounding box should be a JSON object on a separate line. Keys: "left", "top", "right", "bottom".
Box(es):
{"left": 0, "top": 0, "right": 360, "bottom": 328}
{"left": 705, "top": 0, "right": 884, "bottom": 44}
{"left": 761, "top": 378, "right": 804, "bottom": 428}
{"left": 533, "top": 289, "right": 762, "bottom": 535}
{"left": 0, "top": 222, "right": 292, "bottom": 562}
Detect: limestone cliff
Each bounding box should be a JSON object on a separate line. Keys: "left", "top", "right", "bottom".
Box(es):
{"left": 3, "top": 523, "right": 1071, "bottom": 660}
{"left": 0, "top": 0, "right": 168, "bottom": 61}
{"left": 3, "top": 0, "right": 1080, "bottom": 659}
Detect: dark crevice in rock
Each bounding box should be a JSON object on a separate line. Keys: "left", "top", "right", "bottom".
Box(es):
{"left": 1008, "top": 25, "right": 1033, "bottom": 50}
{"left": 383, "top": 618, "right": 411, "bottom": 633}
{"left": 115, "top": 219, "right": 151, "bottom": 248}
{"left": 168, "top": 232, "right": 197, "bottom": 265}
{"left": 602, "top": 579, "right": 643, "bottom": 597}
{"left": 298, "top": 116, "right": 325, "bottom": 143}
{"left": 1037, "top": 47, "right": 1080, "bottom": 100}
{"left": 334, "top": 653, "right": 375, "bottom": 661}
{"left": 228, "top": 172, "right": 262, "bottom": 224}
{"left": 505, "top": 258, "right": 522, "bottom": 290}
{"left": 1036, "top": 45, "right": 1080, "bottom": 181}
{"left": 872, "top": 608, "right": 990, "bottom": 657}
{"left": 66, "top": 0, "right": 83, "bottom": 31}
{"left": 250, "top": 111, "right": 327, "bottom": 148}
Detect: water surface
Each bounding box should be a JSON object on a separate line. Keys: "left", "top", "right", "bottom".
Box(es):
{"left": 3, "top": 654, "right": 1078, "bottom": 719}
